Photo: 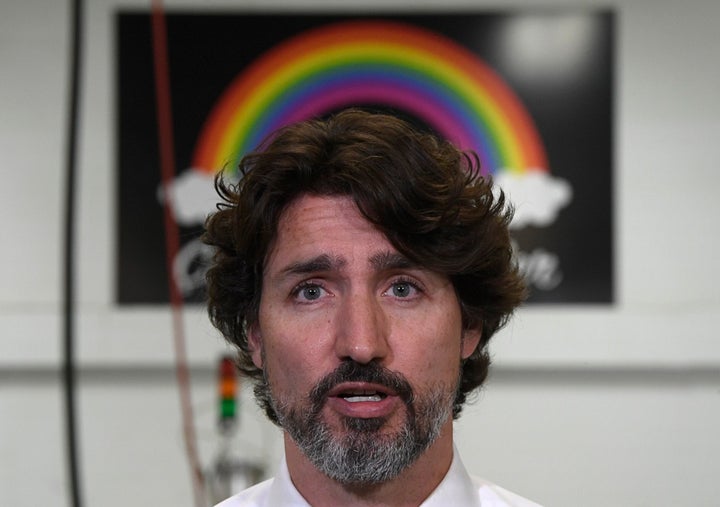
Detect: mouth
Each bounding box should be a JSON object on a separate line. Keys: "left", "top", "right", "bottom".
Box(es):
{"left": 329, "top": 382, "right": 395, "bottom": 399}
{"left": 338, "top": 390, "right": 388, "bottom": 403}
{"left": 326, "top": 382, "right": 398, "bottom": 417}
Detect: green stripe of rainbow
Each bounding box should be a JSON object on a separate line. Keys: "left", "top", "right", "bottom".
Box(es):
{"left": 192, "top": 20, "right": 548, "bottom": 175}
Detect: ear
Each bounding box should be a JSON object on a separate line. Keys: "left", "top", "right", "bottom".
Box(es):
{"left": 247, "top": 323, "right": 264, "bottom": 369}
{"left": 460, "top": 327, "right": 482, "bottom": 360}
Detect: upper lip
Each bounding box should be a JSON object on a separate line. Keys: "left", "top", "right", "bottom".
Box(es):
{"left": 327, "top": 382, "right": 396, "bottom": 398}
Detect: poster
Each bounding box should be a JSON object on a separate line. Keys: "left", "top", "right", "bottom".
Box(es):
{"left": 117, "top": 11, "right": 614, "bottom": 304}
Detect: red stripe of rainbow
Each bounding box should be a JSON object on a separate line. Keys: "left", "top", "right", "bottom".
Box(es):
{"left": 192, "top": 20, "right": 548, "bottom": 176}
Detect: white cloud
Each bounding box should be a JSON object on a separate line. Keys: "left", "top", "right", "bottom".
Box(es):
{"left": 157, "top": 169, "right": 218, "bottom": 226}
{"left": 494, "top": 170, "right": 573, "bottom": 229}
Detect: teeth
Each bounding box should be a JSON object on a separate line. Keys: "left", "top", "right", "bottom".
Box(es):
{"left": 345, "top": 395, "right": 383, "bottom": 403}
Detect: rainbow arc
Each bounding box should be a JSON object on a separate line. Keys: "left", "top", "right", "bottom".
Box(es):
{"left": 192, "top": 20, "right": 548, "bottom": 176}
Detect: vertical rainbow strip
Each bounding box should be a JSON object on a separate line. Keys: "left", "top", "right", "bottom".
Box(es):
{"left": 192, "top": 20, "right": 548, "bottom": 176}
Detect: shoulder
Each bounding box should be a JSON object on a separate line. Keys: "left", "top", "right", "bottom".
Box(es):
{"left": 213, "top": 477, "right": 274, "bottom": 507}
{"left": 472, "top": 476, "right": 544, "bottom": 507}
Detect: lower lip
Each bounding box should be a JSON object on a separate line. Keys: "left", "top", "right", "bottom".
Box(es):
{"left": 326, "top": 395, "right": 401, "bottom": 419}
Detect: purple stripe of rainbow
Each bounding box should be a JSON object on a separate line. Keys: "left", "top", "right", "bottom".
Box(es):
{"left": 242, "top": 66, "right": 499, "bottom": 174}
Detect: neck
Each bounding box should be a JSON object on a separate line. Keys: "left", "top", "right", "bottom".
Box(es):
{"left": 284, "top": 420, "right": 455, "bottom": 507}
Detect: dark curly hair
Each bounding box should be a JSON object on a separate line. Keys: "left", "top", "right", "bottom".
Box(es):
{"left": 204, "top": 108, "right": 526, "bottom": 421}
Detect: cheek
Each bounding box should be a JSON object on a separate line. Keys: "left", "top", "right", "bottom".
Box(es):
{"left": 258, "top": 311, "right": 332, "bottom": 393}
{"left": 392, "top": 311, "right": 464, "bottom": 377}
{"left": 262, "top": 343, "right": 311, "bottom": 400}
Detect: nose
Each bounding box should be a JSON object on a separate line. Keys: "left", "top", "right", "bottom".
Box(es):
{"left": 333, "top": 290, "right": 390, "bottom": 364}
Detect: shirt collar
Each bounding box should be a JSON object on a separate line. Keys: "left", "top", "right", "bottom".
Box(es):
{"left": 266, "top": 445, "right": 479, "bottom": 507}
{"left": 420, "top": 445, "right": 482, "bottom": 507}
{"left": 266, "top": 454, "right": 310, "bottom": 506}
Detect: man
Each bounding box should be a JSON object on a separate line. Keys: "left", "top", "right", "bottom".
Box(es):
{"left": 204, "top": 109, "right": 539, "bottom": 506}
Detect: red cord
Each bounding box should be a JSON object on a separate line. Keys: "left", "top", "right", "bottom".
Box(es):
{"left": 150, "top": 2, "right": 207, "bottom": 505}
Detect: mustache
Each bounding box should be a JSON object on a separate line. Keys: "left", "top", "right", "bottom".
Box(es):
{"left": 308, "top": 361, "right": 415, "bottom": 409}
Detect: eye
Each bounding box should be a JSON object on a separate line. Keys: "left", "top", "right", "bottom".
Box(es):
{"left": 292, "top": 282, "right": 327, "bottom": 302}
{"left": 386, "top": 279, "right": 421, "bottom": 299}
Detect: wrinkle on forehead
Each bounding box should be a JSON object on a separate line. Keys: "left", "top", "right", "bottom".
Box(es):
{"left": 265, "top": 194, "right": 388, "bottom": 273}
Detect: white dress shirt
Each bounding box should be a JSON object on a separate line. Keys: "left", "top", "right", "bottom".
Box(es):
{"left": 215, "top": 447, "right": 542, "bottom": 506}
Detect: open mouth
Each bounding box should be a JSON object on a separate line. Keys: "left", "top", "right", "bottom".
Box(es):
{"left": 325, "top": 382, "right": 400, "bottom": 418}
{"left": 338, "top": 391, "right": 388, "bottom": 403}
{"left": 329, "top": 382, "right": 394, "bottom": 403}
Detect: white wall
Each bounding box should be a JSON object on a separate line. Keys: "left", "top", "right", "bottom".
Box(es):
{"left": 1, "top": 0, "right": 719, "bottom": 505}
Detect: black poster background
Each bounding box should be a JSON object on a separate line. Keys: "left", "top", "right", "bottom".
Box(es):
{"left": 117, "top": 11, "right": 614, "bottom": 305}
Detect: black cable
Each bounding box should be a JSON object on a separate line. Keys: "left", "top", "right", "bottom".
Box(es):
{"left": 62, "top": 0, "right": 84, "bottom": 505}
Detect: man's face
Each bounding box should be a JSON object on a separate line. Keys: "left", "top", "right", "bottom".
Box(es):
{"left": 249, "top": 194, "right": 480, "bottom": 484}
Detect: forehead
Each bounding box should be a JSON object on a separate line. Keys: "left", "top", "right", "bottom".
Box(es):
{"left": 264, "top": 194, "right": 392, "bottom": 273}
{"left": 279, "top": 193, "right": 371, "bottom": 231}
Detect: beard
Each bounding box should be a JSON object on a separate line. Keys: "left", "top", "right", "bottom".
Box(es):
{"left": 255, "top": 359, "right": 459, "bottom": 486}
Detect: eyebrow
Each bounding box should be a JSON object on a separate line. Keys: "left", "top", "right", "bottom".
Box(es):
{"left": 273, "top": 251, "right": 422, "bottom": 284}
{"left": 369, "top": 251, "right": 418, "bottom": 271}
{"left": 276, "top": 254, "right": 346, "bottom": 280}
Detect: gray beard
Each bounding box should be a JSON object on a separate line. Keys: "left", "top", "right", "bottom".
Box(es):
{"left": 263, "top": 361, "right": 458, "bottom": 486}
